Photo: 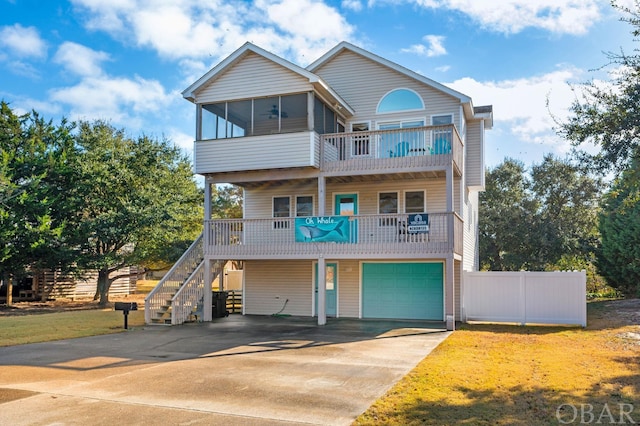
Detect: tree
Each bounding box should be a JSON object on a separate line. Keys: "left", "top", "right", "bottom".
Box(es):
{"left": 212, "top": 184, "right": 243, "bottom": 219}
{"left": 597, "top": 153, "right": 640, "bottom": 297}
{"left": 530, "top": 155, "right": 602, "bottom": 268}
{"left": 479, "top": 156, "right": 602, "bottom": 271}
{"left": 557, "top": 1, "right": 640, "bottom": 173}
{"left": 556, "top": 1, "right": 640, "bottom": 294}
{"left": 71, "top": 121, "right": 203, "bottom": 306}
{"left": 479, "top": 158, "right": 540, "bottom": 270}
{"left": 0, "top": 102, "right": 78, "bottom": 303}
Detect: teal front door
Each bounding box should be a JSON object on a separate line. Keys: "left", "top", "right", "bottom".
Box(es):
{"left": 315, "top": 263, "right": 337, "bottom": 317}
{"left": 335, "top": 193, "right": 357, "bottom": 242}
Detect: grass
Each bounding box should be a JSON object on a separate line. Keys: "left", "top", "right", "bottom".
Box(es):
{"left": 0, "top": 309, "right": 145, "bottom": 347}
{"left": 354, "top": 300, "right": 640, "bottom": 425}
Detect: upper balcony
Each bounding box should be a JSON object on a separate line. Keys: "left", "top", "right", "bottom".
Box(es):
{"left": 194, "top": 124, "right": 463, "bottom": 179}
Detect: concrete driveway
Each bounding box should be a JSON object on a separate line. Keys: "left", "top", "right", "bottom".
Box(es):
{"left": 0, "top": 315, "right": 450, "bottom": 425}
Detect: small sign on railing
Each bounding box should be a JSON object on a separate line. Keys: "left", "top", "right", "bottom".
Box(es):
{"left": 295, "top": 216, "right": 350, "bottom": 242}
{"left": 407, "top": 214, "right": 429, "bottom": 234}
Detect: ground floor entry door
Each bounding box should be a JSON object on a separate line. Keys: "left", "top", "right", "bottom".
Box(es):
{"left": 315, "top": 263, "right": 337, "bottom": 317}
{"left": 362, "top": 262, "right": 443, "bottom": 320}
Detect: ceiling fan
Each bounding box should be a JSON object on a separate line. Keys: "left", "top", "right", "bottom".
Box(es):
{"left": 262, "top": 105, "right": 288, "bottom": 119}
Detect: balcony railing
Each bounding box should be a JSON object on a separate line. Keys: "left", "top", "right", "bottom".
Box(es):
{"left": 204, "top": 213, "right": 462, "bottom": 259}
{"left": 320, "top": 124, "right": 463, "bottom": 174}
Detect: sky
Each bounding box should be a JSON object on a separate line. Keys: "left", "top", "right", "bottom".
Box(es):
{"left": 1, "top": 0, "right": 637, "bottom": 171}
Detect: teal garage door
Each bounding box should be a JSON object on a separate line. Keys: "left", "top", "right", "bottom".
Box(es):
{"left": 362, "top": 262, "right": 443, "bottom": 320}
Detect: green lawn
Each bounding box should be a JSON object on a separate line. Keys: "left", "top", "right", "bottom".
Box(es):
{"left": 354, "top": 299, "right": 640, "bottom": 425}
{"left": 0, "top": 309, "right": 145, "bottom": 347}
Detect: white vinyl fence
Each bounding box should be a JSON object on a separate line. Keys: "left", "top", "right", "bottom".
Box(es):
{"left": 462, "top": 271, "right": 587, "bottom": 327}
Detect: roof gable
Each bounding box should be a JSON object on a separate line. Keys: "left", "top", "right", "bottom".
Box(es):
{"left": 307, "top": 41, "right": 473, "bottom": 108}
{"left": 182, "top": 43, "right": 353, "bottom": 115}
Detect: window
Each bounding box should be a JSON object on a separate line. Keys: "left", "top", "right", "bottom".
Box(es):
{"left": 296, "top": 196, "right": 313, "bottom": 217}
{"left": 379, "top": 120, "right": 426, "bottom": 158}
{"left": 202, "top": 102, "right": 249, "bottom": 140}
{"left": 432, "top": 115, "right": 452, "bottom": 126}
{"left": 273, "top": 196, "right": 290, "bottom": 229}
{"left": 432, "top": 114, "right": 453, "bottom": 154}
{"left": 379, "top": 192, "right": 398, "bottom": 226}
{"left": 314, "top": 96, "right": 339, "bottom": 134}
{"left": 200, "top": 94, "right": 308, "bottom": 140}
{"left": 377, "top": 89, "right": 424, "bottom": 113}
{"left": 351, "top": 122, "right": 370, "bottom": 156}
{"left": 405, "top": 191, "right": 426, "bottom": 213}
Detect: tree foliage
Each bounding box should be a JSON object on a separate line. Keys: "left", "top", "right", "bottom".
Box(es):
{"left": 480, "top": 155, "right": 601, "bottom": 271}
{"left": 71, "top": 121, "right": 203, "bottom": 305}
{"left": 212, "top": 184, "right": 243, "bottom": 219}
{"left": 597, "top": 154, "right": 640, "bottom": 297}
{"left": 0, "top": 102, "right": 78, "bottom": 286}
{"left": 0, "top": 102, "right": 203, "bottom": 305}
{"left": 557, "top": 1, "right": 640, "bottom": 173}
{"left": 556, "top": 1, "right": 640, "bottom": 295}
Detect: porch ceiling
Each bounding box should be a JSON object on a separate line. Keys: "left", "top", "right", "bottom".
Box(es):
{"left": 204, "top": 169, "right": 446, "bottom": 189}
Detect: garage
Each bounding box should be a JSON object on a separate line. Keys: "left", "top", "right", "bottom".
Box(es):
{"left": 362, "top": 262, "right": 443, "bottom": 320}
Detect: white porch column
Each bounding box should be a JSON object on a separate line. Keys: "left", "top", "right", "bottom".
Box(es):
{"left": 445, "top": 163, "right": 455, "bottom": 330}
{"left": 203, "top": 178, "right": 213, "bottom": 321}
{"left": 203, "top": 260, "right": 213, "bottom": 321}
{"left": 317, "top": 256, "right": 326, "bottom": 326}
{"left": 445, "top": 255, "right": 455, "bottom": 331}
{"left": 318, "top": 175, "right": 326, "bottom": 216}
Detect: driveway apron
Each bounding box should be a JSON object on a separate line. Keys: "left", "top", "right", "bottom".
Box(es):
{"left": 0, "top": 315, "right": 450, "bottom": 425}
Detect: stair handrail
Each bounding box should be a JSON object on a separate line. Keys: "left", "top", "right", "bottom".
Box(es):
{"left": 145, "top": 232, "right": 204, "bottom": 324}
{"left": 171, "top": 261, "right": 206, "bottom": 325}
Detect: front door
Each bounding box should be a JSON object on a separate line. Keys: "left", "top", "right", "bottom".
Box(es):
{"left": 315, "top": 263, "right": 337, "bottom": 317}
{"left": 335, "top": 193, "right": 358, "bottom": 242}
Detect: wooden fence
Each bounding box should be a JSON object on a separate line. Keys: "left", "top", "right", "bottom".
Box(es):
{"left": 462, "top": 271, "right": 587, "bottom": 326}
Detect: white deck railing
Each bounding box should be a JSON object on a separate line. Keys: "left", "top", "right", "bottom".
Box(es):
{"left": 170, "top": 261, "right": 205, "bottom": 325}
{"left": 204, "top": 212, "right": 462, "bottom": 258}
{"left": 320, "top": 124, "right": 463, "bottom": 174}
{"left": 145, "top": 233, "right": 204, "bottom": 324}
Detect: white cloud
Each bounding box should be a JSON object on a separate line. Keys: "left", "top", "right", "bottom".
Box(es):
{"left": 447, "top": 67, "right": 583, "bottom": 153}
{"left": 401, "top": 34, "right": 447, "bottom": 57}
{"left": 70, "top": 0, "right": 355, "bottom": 66}
{"left": 49, "top": 75, "right": 173, "bottom": 129}
{"left": 53, "top": 42, "right": 110, "bottom": 76}
{"left": 410, "top": 0, "right": 603, "bottom": 35}
{"left": 342, "top": 0, "right": 363, "bottom": 11}
{"left": 0, "top": 24, "right": 47, "bottom": 58}
{"left": 257, "top": 0, "right": 355, "bottom": 63}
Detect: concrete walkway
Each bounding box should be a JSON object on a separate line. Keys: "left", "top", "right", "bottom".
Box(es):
{"left": 0, "top": 315, "right": 450, "bottom": 425}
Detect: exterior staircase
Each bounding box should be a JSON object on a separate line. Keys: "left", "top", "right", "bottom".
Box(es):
{"left": 144, "top": 233, "right": 221, "bottom": 325}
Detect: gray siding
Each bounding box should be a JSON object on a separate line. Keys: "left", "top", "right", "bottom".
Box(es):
{"left": 244, "top": 179, "right": 453, "bottom": 219}
{"left": 194, "top": 132, "right": 315, "bottom": 174}
{"left": 313, "top": 51, "right": 461, "bottom": 131}
{"left": 463, "top": 190, "right": 480, "bottom": 272}
{"left": 194, "top": 52, "right": 312, "bottom": 103}
{"left": 244, "top": 260, "right": 313, "bottom": 316}
{"left": 334, "top": 260, "right": 360, "bottom": 317}
{"left": 465, "top": 121, "right": 484, "bottom": 189}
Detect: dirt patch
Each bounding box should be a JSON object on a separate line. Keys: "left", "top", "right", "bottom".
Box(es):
{"left": 0, "top": 294, "right": 147, "bottom": 316}
{"left": 601, "top": 298, "right": 640, "bottom": 324}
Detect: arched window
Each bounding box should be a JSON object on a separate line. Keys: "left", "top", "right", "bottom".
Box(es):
{"left": 377, "top": 89, "right": 424, "bottom": 113}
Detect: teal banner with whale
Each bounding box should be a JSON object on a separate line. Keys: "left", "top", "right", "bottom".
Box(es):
{"left": 295, "top": 216, "right": 350, "bottom": 243}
